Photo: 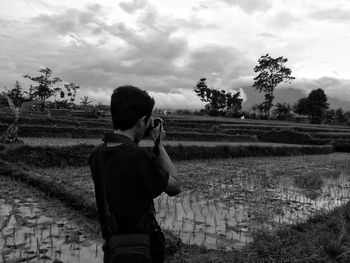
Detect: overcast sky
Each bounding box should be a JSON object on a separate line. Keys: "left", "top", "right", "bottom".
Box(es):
{"left": 1, "top": 0, "right": 350, "bottom": 109}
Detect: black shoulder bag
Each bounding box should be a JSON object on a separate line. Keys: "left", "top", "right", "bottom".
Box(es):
{"left": 98, "top": 144, "right": 152, "bottom": 263}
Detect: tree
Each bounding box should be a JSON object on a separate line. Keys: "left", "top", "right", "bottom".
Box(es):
{"left": 62, "top": 82, "right": 80, "bottom": 105}
{"left": 272, "top": 102, "right": 292, "bottom": 120}
{"left": 23, "top": 67, "right": 62, "bottom": 108}
{"left": 324, "top": 109, "right": 336, "bottom": 124}
{"left": 4, "top": 81, "right": 29, "bottom": 107}
{"left": 226, "top": 91, "right": 243, "bottom": 114}
{"left": 335, "top": 108, "right": 345, "bottom": 124}
{"left": 344, "top": 111, "right": 350, "bottom": 126}
{"left": 80, "top": 96, "right": 93, "bottom": 109}
{"left": 0, "top": 92, "right": 38, "bottom": 143}
{"left": 252, "top": 54, "right": 295, "bottom": 119}
{"left": 194, "top": 78, "right": 225, "bottom": 114}
{"left": 255, "top": 103, "right": 268, "bottom": 119}
{"left": 194, "top": 78, "right": 242, "bottom": 116}
{"left": 307, "top": 88, "right": 329, "bottom": 124}
{"left": 293, "top": 97, "right": 309, "bottom": 115}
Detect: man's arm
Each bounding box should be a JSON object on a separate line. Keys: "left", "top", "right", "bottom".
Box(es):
{"left": 150, "top": 119, "right": 181, "bottom": 196}
{"left": 157, "top": 144, "right": 181, "bottom": 196}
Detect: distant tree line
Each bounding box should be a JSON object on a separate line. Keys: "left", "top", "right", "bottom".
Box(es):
{"left": 0, "top": 67, "right": 110, "bottom": 113}
{"left": 0, "top": 67, "right": 113, "bottom": 143}
{"left": 193, "top": 54, "right": 350, "bottom": 125}
{"left": 1, "top": 64, "right": 349, "bottom": 127}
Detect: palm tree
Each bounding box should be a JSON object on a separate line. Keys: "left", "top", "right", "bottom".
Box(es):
{"left": 256, "top": 103, "right": 266, "bottom": 118}
{"left": 1, "top": 92, "right": 42, "bottom": 143}
{"left": 80, "top": 96, "right": 92, "bottom": 110}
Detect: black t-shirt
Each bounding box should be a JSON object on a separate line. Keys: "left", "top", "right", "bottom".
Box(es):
{"left": 89, "top": 133, "right": 169, "bottom": 238}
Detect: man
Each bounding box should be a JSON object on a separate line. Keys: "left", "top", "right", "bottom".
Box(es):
{"left": 89, "top": 85, "right": 181, "bottom": 263}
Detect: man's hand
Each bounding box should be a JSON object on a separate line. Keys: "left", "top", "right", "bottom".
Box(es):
{"left": 149, "top": 118, "right": 165, "bottom": 144}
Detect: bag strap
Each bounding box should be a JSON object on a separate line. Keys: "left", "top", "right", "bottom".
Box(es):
{"left": 98, "top": 144, "right": 120, "bottom": 236}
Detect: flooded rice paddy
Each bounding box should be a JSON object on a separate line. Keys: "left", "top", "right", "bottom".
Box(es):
{"left": 10, "top": 153, "right": 350, "bottom": 252}
{"left": 154, "top": 155, "right": 350, "bottom": 250}
{"left": 0, "top": 176, "right": 103, "bottom": 263}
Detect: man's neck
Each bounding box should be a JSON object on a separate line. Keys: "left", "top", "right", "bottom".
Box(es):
{"left": 113, "top": 129, "right": 135, "bottom": 143}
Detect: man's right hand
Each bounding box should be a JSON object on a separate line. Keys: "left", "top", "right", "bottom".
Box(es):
{"left": 149, "top": 118, "right": 165, "bottom": 144}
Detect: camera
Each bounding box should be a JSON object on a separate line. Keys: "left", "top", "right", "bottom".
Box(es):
{"left": 143, "top": 117, "right": 162, "bottom": 139}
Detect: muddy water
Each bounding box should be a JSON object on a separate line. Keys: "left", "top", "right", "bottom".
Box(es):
{"left": 0, "top": 177, "right": 103, "bottom": 263}
{"left": 154, "top": 169, "right": 350, "bottom": 250}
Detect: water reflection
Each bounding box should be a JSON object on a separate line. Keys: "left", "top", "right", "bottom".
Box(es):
{"left": 0, "top": 197, "right": 103, "bottom": 263}
{"left": 155, "top": 170, "right": 350, "bottom": 250}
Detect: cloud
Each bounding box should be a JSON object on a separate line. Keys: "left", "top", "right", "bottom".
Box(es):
{"left": 119, "top": 0, "right": 148, "bottom": 13}
{"left": 258, "top": 33, "right": 278, "bottom": 38}
{"left": 291, "top": 77, "right": 350, "bottom": 102}
{"left": 1, "top": 3, "right": 189, "bottom": 92}
{"left": 168, "top": 16, "right": 218, "bottom": 30}
{"left": 239, "top": 88, "right": 247, "bottom": 102}
{"left": 186, "top": 44, "right": 254, "bottom": 80}
{"left": 191, "top": 1, "right": 210, "bottom": 12}
{"left": 310, "top": 7, "right": 350, "bottom": 22}
{"left": 220, "top": 0, "right": 272, "bottom": 13}
{"left": 149, "top": 88, "right": 206, "bottom": 109}
{"left": 83, "top": 87, "right": 111, "bottom": 104}
{"left": 2, "top": 0, "right": 350, "bottom": 112}
{"left": 31, "top": 4, "right": 105, "bottom": 36}
{"left": 268, "top": 11, "right": 300, "bottom": 29}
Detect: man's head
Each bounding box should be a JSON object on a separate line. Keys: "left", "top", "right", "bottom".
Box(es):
{"left": 111, "top": 85, "right": 155, "bottom": 141}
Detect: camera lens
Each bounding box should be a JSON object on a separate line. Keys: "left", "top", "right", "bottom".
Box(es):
{"left": 153, "top": 118, "right": 161, "bottom": 127}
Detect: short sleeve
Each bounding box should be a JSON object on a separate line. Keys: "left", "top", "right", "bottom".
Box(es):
{"left": 136, "top": 150, "right": 169, "bottom": 198}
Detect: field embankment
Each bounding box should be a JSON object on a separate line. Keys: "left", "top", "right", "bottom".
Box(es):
{"left": 0, "top": 143, "right": 334, "bottom": 167}
{"left": 2, "top": 113, "right": 350, "bottom": 147}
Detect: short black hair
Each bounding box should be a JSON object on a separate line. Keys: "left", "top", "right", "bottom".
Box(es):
{"left": 111, "top": 85, "right": 155, "bottom": 130}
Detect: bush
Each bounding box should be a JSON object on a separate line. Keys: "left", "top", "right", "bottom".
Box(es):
{"left": 0, "top": 114, "right": 112, "bottom": 129}
{"left": 258, "top": 129, "right": 331, "bottom": 145}
{"left": 0, "top": 144, "right": 95, "bottom": 167}
{"left": 311, "top": 132, "right": 350, "bottom": 140}
{"left": 0, "top": 144, "right": 334, "bottom": 167}
{"left": 166, "top": 131, "right": 259, "bottom": 142}
{"left": 333, "top": 143, "right": 350, "bottom": 152}
{"left": 211, "top": 125, "right": 220, "bottom": 133}
{"left": 173, "top": 109, "right": 192, "bottom": 115}
{"left": 0, "top": 123, "right": 259, "bottom": 142}
{"left": 165, "top": 145, "right": 333, "bottom": 160}
{"left": 224, "top": 109, "right": 241, "bottom": 118}
{"left": 0, "top": 123, "right": 108, "bottom": 138}
{"left": 296, "top": 126, "right": 350, "bottom": 133}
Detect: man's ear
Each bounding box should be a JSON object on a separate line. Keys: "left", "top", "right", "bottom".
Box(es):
{"left": 139, "top": 116, "right": 150, "bottom": 128}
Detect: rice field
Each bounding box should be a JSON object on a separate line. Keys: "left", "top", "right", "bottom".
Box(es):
{"left": 0, "top": 176, "right": 103, "bottom": 263}
{"left": 26, "top": 153, "right": 350, "bottom": 250}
